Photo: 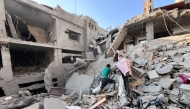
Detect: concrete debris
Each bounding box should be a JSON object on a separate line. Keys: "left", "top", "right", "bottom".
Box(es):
{"left": 65, "top": 73, "right": 94, "bottom": 94}
{"left": 23, "top": 103, "right": 40, "bottom": 109}
{"left": 147, "top": 70, "right": 159, "bottom": 79}
{"left": 44, "top": 68, "right": 53, "bottom": 92}
{"left": 158, "top": 78, "right": 176, "bottom": 89}
{"left": 170, "top": 88, "right": 180, "bottom": 96}
{"left": 137, "top": 86, "right": 162, "bottom": 92}
{"left": 44, "top": 98, "right": 66, "bottom": 109}
{"left": 1, "top": 0, "right": 190, "bottom": 109}
{"left": 73, "top": 58, "right": 88, "bottom": 69}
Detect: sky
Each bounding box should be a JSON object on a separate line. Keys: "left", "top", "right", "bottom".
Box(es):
{"left": 33, "top": 0, "right": 175, "bottom": 29}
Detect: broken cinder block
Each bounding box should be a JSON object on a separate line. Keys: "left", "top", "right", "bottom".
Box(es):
{"left": 158, "top": 78, "right": 176, "bottom": 89}
{"left": 147, "top": 70, "right": 159, "bottom": 80}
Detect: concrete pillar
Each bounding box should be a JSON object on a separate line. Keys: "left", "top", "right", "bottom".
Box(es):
{"left": 146, "top": 21, "right": 154, "bottom": 41}
{"left": 0, "top": 0, "right": 7, "bottom": 38}
{"left": 144, "top": 0, "right": 154, "bottom": 15}
{"left": 0, "top": 46, "right": 14, "bottom": 81}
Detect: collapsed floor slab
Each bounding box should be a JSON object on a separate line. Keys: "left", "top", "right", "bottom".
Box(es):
{"left": 65, "top": 73, "right": 94, "bottom": 94}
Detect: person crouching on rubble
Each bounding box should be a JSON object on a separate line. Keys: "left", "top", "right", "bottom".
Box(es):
{"left": 97, "top": 64, "right": 115, "bottom": 95}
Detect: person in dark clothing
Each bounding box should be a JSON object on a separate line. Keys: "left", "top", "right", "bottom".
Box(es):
{"left": 96, "top": 64, "right": 115, "bottom": 94}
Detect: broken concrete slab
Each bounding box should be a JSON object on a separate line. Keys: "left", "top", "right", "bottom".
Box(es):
{"left": 164, "top": 50, "right": 178, "bottom": 57}
{"left": 156, "top": 64, "right": 173, "bottom": 75}
{"left": 65, "top": 73, "right": 94, "bottom": 94}
{"left": 107, "top": 27, "right": 128, "bottom": 57}
{"left": 170, "top": 88, "right": 180, "bottom": 96}
{"left": 181, "top": 93, "right": 190, "bottom": 105}
{"left": 44, "top": 98, "right": 66, "bottom": 109}
{"left": 147, "top": 105, "right": 156, "bottom": 109}
{"left": 183, "top": 53, "right": 190, "bottom": 62}
{"left": 5, "top": 11, "right": 18, "bottom": 39}
{"left": 167, "top": 44, "right": 173, "bottom": 50}
{"left": 27, "top": 25, "right": 47, "bottom": 43}
{"left": 137, "top": 85, "right": 162, "bottom": 93}
{"left": 172, "top": 53, "right": 183, "bottom": 62}
{"left": 167, "top": 106, "right": 181, "bottom": 109}
{"left": 180, "top": 84, "right": 190, "bottom": 92}
{"left": 85, "top": 52, "right": 94, "bottom": 59}
{"left": 158, "top": 79, "right": 176, "bottom": 89}
{"left": 119, "top": 96, "right": 130, "bottom": 106}
{"left": 23, "top": 103, "right": 40, "bottom": 109}
{"left": 147, "top": 70, "right": 159, "bottom": 80}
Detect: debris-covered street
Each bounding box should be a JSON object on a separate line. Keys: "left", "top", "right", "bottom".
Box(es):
{"left": 0, "top": 0, "right": 190, "bottom": 109}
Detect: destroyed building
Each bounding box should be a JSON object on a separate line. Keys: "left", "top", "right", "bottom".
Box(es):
{"left": 107, "top": 0, "right": 190, "bottom": 57}
{"left": 1, "top": 0, "right": 190, "bottom": 109}
{"left": 0, "top": 0, "right": 107, "bottom": 96}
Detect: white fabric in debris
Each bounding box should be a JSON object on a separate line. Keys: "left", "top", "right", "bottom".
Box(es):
{"left": 118, "top": 75, "right": 126, "bottom": 97}
{"left": 44, "top": 68, "right": 53, "bottom": 92}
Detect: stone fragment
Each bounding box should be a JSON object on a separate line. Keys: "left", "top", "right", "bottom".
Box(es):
{"left": 158, "top": 79, "right": 176, "bottom": 89}
{"left": 44, "top": 98, "right": 66, "bottom": 109}
{"left": 164, "top": 50, "right": 178, "bottom": 57}
{"left": 119, "top": 96, "right": 130, "bottom": 107}
{"left": 170, "top": 88, "right": 179, "bottom": 96}
{"left": 23, "top": 103, "right": 40, "bottom": 109}
{"left": 147, "top": 70, "right": 159, "bottom": 80}
{"left": 147, "top": 105, "right": 156, "bottom": 109}
{"left": 153, "top": 58, "right": 160, "bottom": 64}
{"left": 183, "top": 53, "right": 190, "bottom": 62}
{"left": 147, "top": 61, "right": 153, "bottom": 65}
{"left": 85, "top": 52, "right": 94, "bottom": 59}
{"left": 166, "top": 44, "right": 173, "bottom": 50}
{"left": 147, "top": 65, "right": 156, "bottom": 71}
{"left": 172, "top": 53, "right": 183, "bottom": 62}
{"left": 161, "top": 46, "right": 167, "bottom": 51}
{"left": 156, "top": 64, "right": 173, "bottom": 75}
{"left": 159, "top": 52, "right": 164, "bottom": 56}
{"left": 60, "top": 94, "right": 69, "bottom": 101}
{"left": 137, "top": 86, "right": 162, "bottom": 92}
{"left": 180, "top": 84, "right": 190, "bottom": 92}
{"left": 181, "top": 93, "right": 190, "bottom": 105}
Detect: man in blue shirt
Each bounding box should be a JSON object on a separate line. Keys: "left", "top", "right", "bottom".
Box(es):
{"left": 97, "top": 64, "right": 115, "bottom": 94}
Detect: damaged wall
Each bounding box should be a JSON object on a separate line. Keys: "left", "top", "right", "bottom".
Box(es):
{"left": 0, "top": 0, "right": 107, "bottom": 96}
{"left": 85, "top": 16, "right": 107, "bottom": 54}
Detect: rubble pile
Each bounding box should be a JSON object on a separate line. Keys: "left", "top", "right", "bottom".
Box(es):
{"left": 1, "top": 34, "right": 190, "bottom": 109}
{"left": 124, "top": 34, "right": 190, "bottom": 108}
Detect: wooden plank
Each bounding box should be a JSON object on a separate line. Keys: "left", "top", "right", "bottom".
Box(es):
{"left": 89, "top": 97, "right": 106, "bottom": 109}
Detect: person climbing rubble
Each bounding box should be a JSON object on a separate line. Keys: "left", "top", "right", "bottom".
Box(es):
{"left": 96, "top": 64, "right": 116, "bottom": 95}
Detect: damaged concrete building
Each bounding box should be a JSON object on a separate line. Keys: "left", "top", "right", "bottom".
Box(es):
{"left": 107, "top": 0, "right": 190, "bottom": 57}
{"left": 1, "top": 0, "right": 190, "bottom": 108}
{"left": 0, "top": 0, "right": 107, "bottom": 96}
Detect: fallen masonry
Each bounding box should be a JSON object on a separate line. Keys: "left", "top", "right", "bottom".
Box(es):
{"left": 1, "top": 0, "right": 190, "bottom": 109}
{"left": 1, "top": 34, "right": 190, "bottom": 109}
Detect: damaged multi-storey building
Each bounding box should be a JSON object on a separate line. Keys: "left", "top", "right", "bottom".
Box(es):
{"left": 1, "top": 0, "right": 190, "bottom": 108}
{"left": 0, "top": 0, "right": 107, "bottom": 96}
{"left": 107, "top": 0, "right": 190, "bottom": 57}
